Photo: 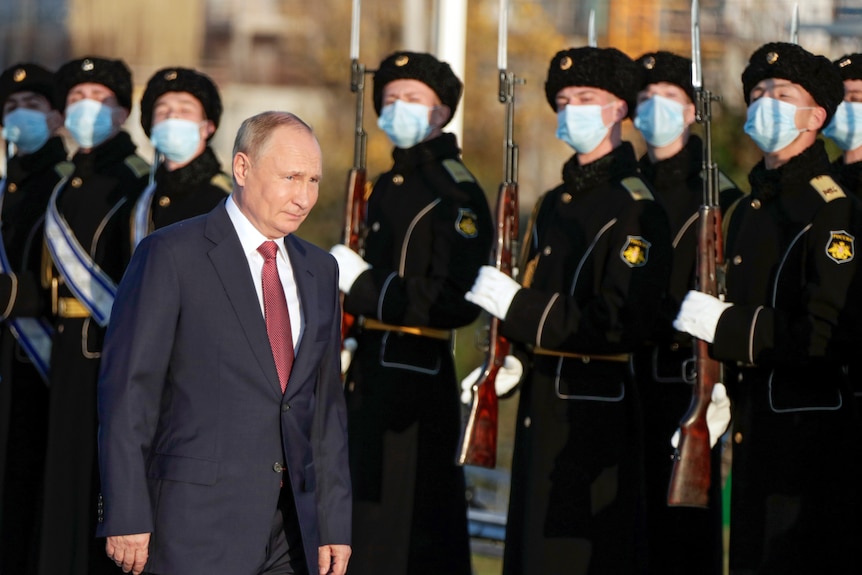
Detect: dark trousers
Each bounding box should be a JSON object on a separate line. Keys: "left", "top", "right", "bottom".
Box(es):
{"left": 144, "top": 485, "right": 307, "bottom": 575}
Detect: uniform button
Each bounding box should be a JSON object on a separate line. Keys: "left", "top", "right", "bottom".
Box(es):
{"left": 348, "top": 381, "right": 355, "bottom": 392}
{"left": 734, "top": 432, "right": 743, "bottom": 444}
{"left": 392, "top": 174, "right": 404, "bottom": 185}
{"left": 733, "top": 255, "right": 743, "bottom": 265}
{"left": 738, "top": 373, "right": 743, "bottom": 382}
{"left": 273, "top": 462, "right": 284, "bottom": 473}
{"left": 158, "top": 196, "right": 171, "bottom": 207}
{"left": 71, "top": 177, "right": 83, "bottom": 188}
{"left": 371, "top": 222, "right": 380, "bottom": 232}
{"left": 670, "top": 342, "right": 679, "bottom": 351}
{"left": 7, "top": 183, "right": 17, "bottom": 193}
{"left": 543, "top": 246, "right": 552, "bottom": 256}
{"left": 57, "top": 324, "right": 65, "bottom": 333}
{"left": 523, "top": 416, "right": 531, "bottom": 428}
{"left": 561, "top": 192, "right": 572, "bottom": 204}
{"left": 750, "top": 198, "right": 761, "bottom": 209}
{"left": 281, "top": 403, "right": 290, "bottom": 412}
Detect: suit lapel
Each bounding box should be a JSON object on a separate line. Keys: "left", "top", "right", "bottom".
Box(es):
{"left": 205, "top": 204, "right": 283, "bottom": 396}
{"left": 284, "top": 235, "right": 319, "bottom": 401}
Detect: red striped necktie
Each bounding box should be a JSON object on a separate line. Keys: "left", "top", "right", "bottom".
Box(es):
{"left": 258, "top": 240, "right": 294, "bottom": 393}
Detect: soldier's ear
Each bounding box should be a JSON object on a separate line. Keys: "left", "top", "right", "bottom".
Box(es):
{"left": 431, "top": 104, "right": 451, "bottom": 128}
{"left": 806, "top": 106, "right": 827, "bottom": 132}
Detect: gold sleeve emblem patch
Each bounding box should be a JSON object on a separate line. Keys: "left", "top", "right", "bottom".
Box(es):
{"left": 826, "top": 230, "right": 855, "bottom": 264}
{"left": 456, "top": 208, "right": 478, "bottom": 238}
{"left": 620, "top": 235, "right": 651, "bottom": 268}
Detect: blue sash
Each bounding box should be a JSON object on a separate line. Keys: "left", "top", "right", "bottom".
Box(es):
{"left": 132, "top": 181, "right": 157, "bottom": 250}
{"left": 45, "top": 176, "right": 124, "bottom": 327}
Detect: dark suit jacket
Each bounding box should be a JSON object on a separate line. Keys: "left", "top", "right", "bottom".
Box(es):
{"left": 96, "top": 201, "right": 351, "bottom": 575}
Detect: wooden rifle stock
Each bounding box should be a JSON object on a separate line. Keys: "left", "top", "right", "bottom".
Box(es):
{"left": 341, "top": 167, "right": 367, "bottom": 342}
{"left": 457, "top": 181, "right": 518, "bottom": 468}
{"left": 667, "top": 204, "right": 724, "bottom": 508}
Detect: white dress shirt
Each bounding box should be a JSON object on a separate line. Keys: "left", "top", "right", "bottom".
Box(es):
{"left": 225, "top": 195, "right": 303, "bottom": 350}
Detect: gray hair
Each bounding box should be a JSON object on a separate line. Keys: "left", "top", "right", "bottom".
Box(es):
{"left": 232, "top": 111, "right": 315, "bottom": 163}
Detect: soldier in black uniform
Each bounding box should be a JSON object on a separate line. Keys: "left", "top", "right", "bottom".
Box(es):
{"left": 630, "top": 51, "right": 743, "bottom": 575}
{"left": 825, "top": 54, "right": 862, "bottom": 197}
{"left": 329, "top": 51, "right": 492, "bottom": 575}
{"left": 0, "top": 62, "right": 66, "bottom": 575}
{"left": 38, "top": 56, "right": 149, "bottom": 575}
{"left": 465, "top": 47, "right": 672, "bottom": 575}
{"left": 134, "top": 67, "right": 230, "bottom": 245}
{"left": 674, "top": 42, "right": 862, "bottom": 574}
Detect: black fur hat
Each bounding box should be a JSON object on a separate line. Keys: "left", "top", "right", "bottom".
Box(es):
{"left": 545, "top": 47, "right": 641, "bottom": 118}
{"left": 0, "top": 63, "right": 56, "bottom": 125}
{"left": 140, "top": 67, "right": 222, "bottom": 138}
{"left": 742, "top": 42, "right": 843, "bottom": 126}
{"left": 834, "top": 54, "right": 862, "bottom": 82}
{"left": 372, "top": 51, "right": 463, "bottom": 126}
{"left": 55, "top": 56, "right": 133, "bottom": 112}
{"left": 636, "top": 51, "right": 695, "bottom": 103}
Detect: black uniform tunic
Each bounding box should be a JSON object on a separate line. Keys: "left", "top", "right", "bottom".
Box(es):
{"left": 715, "top": 141, "right": 862, "bottom": 574}
{"left": 146, "top": 146, "right": 230, "bottom": 232}
{"left": 38, "top": 131, "right": 148, "bottom": 575}
{"left": 0, "top": 136, "right": 66, "bottom": 575}
{"left": 634, "top": 135, "right": 743, "bottom": 575}
{"left": 343, "top": 133, "right": 492, "bottom": 575}
{"left": 500, "top": 142, "right": 672, "bottom": 575}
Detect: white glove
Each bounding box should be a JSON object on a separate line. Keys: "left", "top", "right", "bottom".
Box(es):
{"left": 673, "top": 290, "right": 732, "bottom": 344}
{"left": 670, "top": 382, "right": 732, "bottom": 449}
{"left": 464, "top": 266, "right": 521, "bottom": 320}
{"left": 330, "top": 244, "right": 371, "bottom": 294}
{"left": 340, "top": 337, "right": 358, "bottom": 376}
{"left": 459, "top": 355, "right": 524, "bottom": 404}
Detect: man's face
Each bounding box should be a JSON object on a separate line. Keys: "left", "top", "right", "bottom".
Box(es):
{"left": 636, "top": 81, "right": 696, "bottom": 128}
{"left": 233, "top": 125, "right": 321, "bottom": 239}
{"left": 381, "top": 78, "right": 441, "bottom": 108}
{"left": 66, "top": 82, "right": 129, "bottom": 126}
{"left": 555, "top": 85, "right": 626, "bottom": 124}
{"left": 152, "top": 91, "right": 213, "bottom": 157}
{"left": 2, "top": 90, "right": 62, "bottom": 132}
{"left": 748, "top": 78, "right": 822, "bottom": 131}
{"left": 843, "top": 79, "right": 862, "bottom": 103}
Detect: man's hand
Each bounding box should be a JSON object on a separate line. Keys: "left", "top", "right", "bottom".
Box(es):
{"left": 318, "top": 544, "right": 351, "bottom": 575}
{"left": 460, "top": 355, "right": 524, "bottom": 403}
{"left": 329, "top": 244, "right": 371, "bottom": 294}
{"left": 106, "top": 533, "right": 150, "bottom": 575}
{"left": 673, "top": 290, "right": 732, "bottom": 344}
{"left": 464, "top": 265, "right": 521, "bottom": 320}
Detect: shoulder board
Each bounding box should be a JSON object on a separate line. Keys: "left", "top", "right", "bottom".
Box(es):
{"left": 441, "top": 159, "right": 476, "bottom": 184}
{"left": 54, "top": 161, "right": 75, "bottom": 179}
{"left": 209, "top": 172, "right": 233, "bottom": 194}
{"left": 620, "top": 176, "right": 654, "bottom": 201}
{"left": 124, "top": 155, "right": 151, "bottom": 179}
{"left": 717, "top": 171, "right": 738, "bottom": 193}
{"left": 809, "top": 175, "right": 845, "bottom": 202}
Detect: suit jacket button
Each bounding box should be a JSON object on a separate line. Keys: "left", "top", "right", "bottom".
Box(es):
{"left": 273, "top": 462, "right": 284, "bottom": 473}
{"left": 281, "top": 403, "right": 290, "bottom": 412}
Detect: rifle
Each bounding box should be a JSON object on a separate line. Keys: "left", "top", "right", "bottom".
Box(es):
{"left": 457, "top": 0, "right": 521, "bottom": 468}
{"left": 667, "top": 0, "right": 725, "bottom": 508}
{"left": 341, "top": 0, "right": 369, "bottom": 348}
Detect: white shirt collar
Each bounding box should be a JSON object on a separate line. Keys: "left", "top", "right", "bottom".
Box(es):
{"left": 225, "top": 194, "right": 288, "bottom": 261}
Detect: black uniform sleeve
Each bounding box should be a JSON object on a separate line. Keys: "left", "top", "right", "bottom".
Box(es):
{"left": 503, "top": 195, "right": 672, "bottom": 353}
{"left": 346, "top": 177, "right": 493, "bottom": 329}
{"left": 713, "top": 197, "right": 862, "bottom": 365}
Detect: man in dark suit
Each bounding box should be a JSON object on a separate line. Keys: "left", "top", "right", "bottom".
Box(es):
{"left": 96, "top": 111, "right": 352, "bottom": 575}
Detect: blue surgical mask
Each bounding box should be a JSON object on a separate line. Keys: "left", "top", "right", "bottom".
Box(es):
{"left": 824, "top": 101, "right": 862, "bottom": 152}
{"left": 743, "top": 97, "right": 812, "bottom": 153}
{"left": 377, "top": 100, "right": 433, "bottom": 148}
{"left": 556, "top": 104, "right": 612, "bottom": 154}
{"left": 150, "top": 118, "right": 202, "bottom": 164}
{"left": 2, "top": 108, "right": 51, "bottom": 155}
{"left": 64, "top": 98, "right": 115, "bottom": 148}
{"left": 634, "top": 95, "right": 687, "bottom": 147}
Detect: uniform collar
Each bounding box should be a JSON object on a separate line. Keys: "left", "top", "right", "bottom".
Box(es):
{"left": 155, "top": 146, "right": 222, "bottom": 196}
{"left": 748, "top": 139, "right": 832, "bottom": 201}
{"left": 562, "top": 141, "right": 639, "bottom": 192}
{"left": 391, "top": 132, "right": 460, "bottom": 169}
{"left": 5, "top": 136, "right": 67, "bottom": 184}
{"left": 71, "top": 130, "right": 137, "bottom": 175}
